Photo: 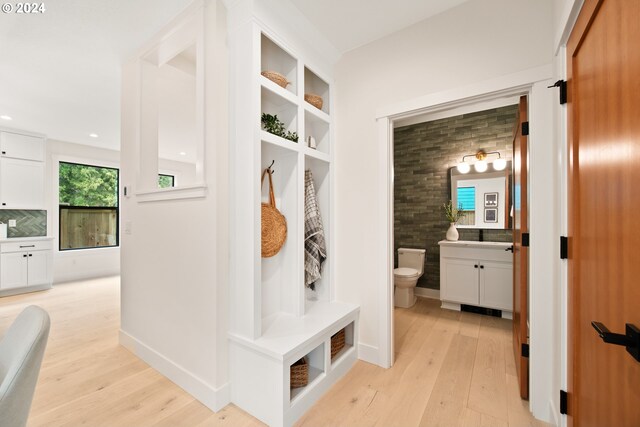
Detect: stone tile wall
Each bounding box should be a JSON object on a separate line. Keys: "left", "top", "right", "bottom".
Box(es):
{"left": 0, "top": 210, "right": 47, "bottom": 238}
{"left": 394, "top": 105, "right": 517, "bottom": 289}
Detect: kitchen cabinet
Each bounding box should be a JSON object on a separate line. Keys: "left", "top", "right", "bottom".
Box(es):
{"left": 0, "top": 130, "right": 46, "bottom": 210}
{"left": 439, "top": 240, "right": 513, "bottom": 318}
{"left": 0, "top": 238, "right": 53, "bottom": 295}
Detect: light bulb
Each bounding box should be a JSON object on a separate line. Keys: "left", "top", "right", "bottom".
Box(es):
{"left": 474, "top": 160, "right": 488, "bottom": 173}
{"left": 493, "top": 158, "right": 507, "bottom": 171}
{"left": 457, "top": 162, "right": 470, "bottom": 174}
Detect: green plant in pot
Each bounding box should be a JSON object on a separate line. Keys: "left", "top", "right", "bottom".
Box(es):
{"left": 442, "top": 200, "right": 465, "bottom": 241}
{"left": 261, "top": 113, "right": 299, "bottom": 142}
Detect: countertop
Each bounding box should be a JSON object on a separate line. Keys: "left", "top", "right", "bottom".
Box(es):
{"left": 0, "top": 236, "right": 53, "bottom": 243}
{"left": 438, "top": 240, "right": 512, "bottom": 249}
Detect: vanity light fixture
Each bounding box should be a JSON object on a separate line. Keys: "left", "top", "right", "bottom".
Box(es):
{"left": 457, "top": 150, "right": 507, "bottom": 173}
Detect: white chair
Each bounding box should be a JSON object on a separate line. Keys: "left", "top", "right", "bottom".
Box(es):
{"left": 0, "top": 306, "right": 50, "bottom": 427}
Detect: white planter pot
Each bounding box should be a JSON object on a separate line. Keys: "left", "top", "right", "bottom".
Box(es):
{"left": 446, "top": 223, "right": 459, "bottom": 241}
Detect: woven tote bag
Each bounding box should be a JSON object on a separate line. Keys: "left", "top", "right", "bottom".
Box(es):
{"left": 261, "top": 168, "right": 287, "bottom": 257}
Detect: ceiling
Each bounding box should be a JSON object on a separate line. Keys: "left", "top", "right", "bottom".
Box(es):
{"left": 0, "top": 0, "right": 469, "bottom": 152}
{"left": 289, "top": 0, "right": 472, "bottom": 53}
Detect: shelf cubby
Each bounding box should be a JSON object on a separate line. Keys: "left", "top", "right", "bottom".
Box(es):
{"left": 303, "top": 109, "right": 330, "bottom": 156}
{"left": 290, "top": 343, "right": 325, "bottom": 403}
{"left": 304, "top": 156, "right": 331, "bottom": 308}
{"left": 331, "top": 322, "right": 355, "bottom": 365}
{"left": 261, "top": 33, "right": 297, "bottom": 96}
{"left": 304, "top": 67, "right": 330, "bottom": 115}
{"left": 261, "top": 142, "right": 300, "bottom": 328}
{"left": 261, "top": 86, "right": 298, "bottom": 138}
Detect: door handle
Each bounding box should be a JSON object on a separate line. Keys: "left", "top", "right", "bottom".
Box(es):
{"left": 591, "top": 321, "right": 640, "bottom": 362}
{"left": 505, "top": 245, "right": 514, "bottom": 252}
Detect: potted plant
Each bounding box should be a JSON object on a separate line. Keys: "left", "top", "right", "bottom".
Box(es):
{"left": 442, "top": 200, "right": 465, "bottom": 241}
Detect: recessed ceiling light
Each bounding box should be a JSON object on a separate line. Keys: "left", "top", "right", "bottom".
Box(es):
{"left": 179, "top": 152, "right": 186, "bottom": 156}
{"left": 0, "top": 115, "right": 12, "bottom": 121}
{"left": 89, "top": 133, "right": 98, "bottom": 138}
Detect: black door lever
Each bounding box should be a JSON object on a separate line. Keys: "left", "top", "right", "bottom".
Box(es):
{"left": 505, "top": 245, "right": 514, "bottom": 252}
{"left": 591, "top": 321, "right": 640, "bottom": 362}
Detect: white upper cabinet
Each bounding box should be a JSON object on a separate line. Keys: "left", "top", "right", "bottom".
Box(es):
{"left": 0, "top": 157, "right": 45, "bottom": 209}
{"left": 0, "top": 131, "right": 45, "bottom": 162}
{"left": 0, "top": 130, "right": 46, "bottom": 210}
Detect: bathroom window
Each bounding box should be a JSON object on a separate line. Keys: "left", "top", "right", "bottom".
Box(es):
{"left": 59, "top": 162, "right": 119, "bottom": 251}
{"left": 456, "top": 186, "right": 476, "bottom": 226}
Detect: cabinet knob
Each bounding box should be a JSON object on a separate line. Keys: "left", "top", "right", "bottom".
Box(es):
{"left": 1, "top": 203, "right": 5, "bottom": 206}
{"left": 28, "top": 254, "right": 32, "bottom": 257}
{"left": 480, "top": 265, "right": 484, "bottom": 269}
{"left": 22, "top": 254, "right": 27, "bottom": 258}
{"left": 474, "top": 264, "right": 478, "bottom": 268}
{"left": 1, "top": 151, "right": 5, "bottom": 155}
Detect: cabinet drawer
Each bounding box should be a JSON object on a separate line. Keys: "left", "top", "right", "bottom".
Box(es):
{"left": 0, "top": 132, "right": 45, "bottom": 162}
{"left": 1, "top": 240, "right": 52, "bottom": 253}
{"left": 440, "top": 245, "right": 512, "bottom": 262}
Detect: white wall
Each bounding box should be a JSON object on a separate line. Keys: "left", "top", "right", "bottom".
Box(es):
{"left": 47, "top": 139, "right": 121, "bottom": 283}
{"left": 334, "top": 0, "right": 554, "bottom": 363}
{"left": 120, "top": 0, "right": 230, "bottom": 411}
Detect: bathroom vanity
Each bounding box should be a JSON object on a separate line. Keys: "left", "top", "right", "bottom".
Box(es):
{"left": 438, "top": 240, "right": 513, "bottom": 319}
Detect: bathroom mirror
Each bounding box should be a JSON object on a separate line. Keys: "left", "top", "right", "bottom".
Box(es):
{"left": 449, "top": 162, "right": 512, "bottom": 230}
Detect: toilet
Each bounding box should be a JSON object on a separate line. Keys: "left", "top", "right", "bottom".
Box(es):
{"left": 394, "top": 248, "right": 426, "bottom": 308}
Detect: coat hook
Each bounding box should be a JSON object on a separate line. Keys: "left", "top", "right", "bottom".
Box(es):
{"left": 268, "top": 159, "right": 275, "bottom": 174}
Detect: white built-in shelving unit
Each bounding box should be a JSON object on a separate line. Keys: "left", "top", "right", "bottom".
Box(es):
{"left": 229, "top": 21, "right": 359, "bottom": 427}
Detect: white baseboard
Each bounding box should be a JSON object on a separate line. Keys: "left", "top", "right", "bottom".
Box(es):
{"left": 119, "top": 329, "right": 230, "bottom": 411}
{"left": 357, "top": 342, "right": 379, "bottom": 366}
{"left": 414, "top": 287, "right": 440, "bottom": 300}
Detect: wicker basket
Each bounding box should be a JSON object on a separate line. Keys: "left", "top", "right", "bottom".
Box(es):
{"left": 261, "top": 168, "right": 287, "bottom": 258}
{"left": 261, "top": 71, "right": 289, "bottom": 88}
{"left": 304, "top": 93, "right": 323, "bottom": 110}
{"left": 290, "top": 357, "right": 308, "bottom": 388}
{"left": 331, "top": 329, "right": 346, "bottom": 360}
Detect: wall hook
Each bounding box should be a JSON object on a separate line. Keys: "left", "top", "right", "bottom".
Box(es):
{"left": 267, "top": 159, "right": 275, "bottom": 174}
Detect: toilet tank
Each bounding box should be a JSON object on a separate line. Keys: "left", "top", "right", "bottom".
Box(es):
{"left": 398, "top": 248, "right": 426, "bottom": 274}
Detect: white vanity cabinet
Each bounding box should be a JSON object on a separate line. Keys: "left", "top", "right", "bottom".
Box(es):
{"left": 0, "top": 130, "right": 46, "bottom": 209}
{"left": 439, "top": 240, "right": 513, "bottom": 318}
{"left": 0, "top": 238, "right": 53, "bottom": 295}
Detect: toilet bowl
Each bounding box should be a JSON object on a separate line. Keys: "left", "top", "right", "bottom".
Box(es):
{"left": 394, "top": 248, "right": 426, "bottom": 308}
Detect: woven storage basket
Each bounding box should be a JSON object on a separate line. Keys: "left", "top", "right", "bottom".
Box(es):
{"left": 331, "top": 329, "right": 346, "bottom": 359}
{"left": 290, "top": 357, "right": 308, "bottom": 388}
{"left": 261, "top": 71, "right": 289, "bottom": 88}
{"left": 304, "top": 93, "right": 323, "bottom": 110}
{"left": 261, "top": 168, "right": 287, "bottom": 258}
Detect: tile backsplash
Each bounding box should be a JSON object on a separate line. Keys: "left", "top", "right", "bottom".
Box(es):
{"left": 0, "top": 210, "right": 47, "bottom": 238}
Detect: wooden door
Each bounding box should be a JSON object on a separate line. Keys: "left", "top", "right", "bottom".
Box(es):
{"left": 512, "top": 95, "right": 528, "bottom": 400}
{"left": 567, "top": 1, "right": 640, "bottom": 425}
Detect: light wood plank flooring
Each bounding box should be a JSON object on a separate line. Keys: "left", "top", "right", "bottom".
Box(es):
{"left": 0, "top": 278, "right": 547, "bottom": 426}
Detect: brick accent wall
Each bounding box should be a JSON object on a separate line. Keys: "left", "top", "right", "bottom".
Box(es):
{"left": 394, "top": 105, "right": 517, "bottom": 290}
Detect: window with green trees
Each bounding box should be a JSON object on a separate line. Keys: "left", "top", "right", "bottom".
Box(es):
{"left": 59, "top": 162, "right": 119, "bottom": 250}
{"left": 158, "top": 174, "right": 175, "bottom": 189}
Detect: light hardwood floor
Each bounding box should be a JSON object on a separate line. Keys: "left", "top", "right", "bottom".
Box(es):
{"left": 0, "top": 277, "right": 547, "bottom": 426}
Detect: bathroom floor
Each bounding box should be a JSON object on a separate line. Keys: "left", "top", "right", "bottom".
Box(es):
{"left": 297, "top": 297, "right": 549, "bottom": 427}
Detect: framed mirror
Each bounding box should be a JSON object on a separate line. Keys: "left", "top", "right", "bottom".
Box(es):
{"left": 450, "top": 161, "right": 512, "bottom": 230}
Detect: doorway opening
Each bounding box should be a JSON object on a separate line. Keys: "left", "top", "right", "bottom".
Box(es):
{"left": 377, "top": 67, "right": 558, "bottom": 420}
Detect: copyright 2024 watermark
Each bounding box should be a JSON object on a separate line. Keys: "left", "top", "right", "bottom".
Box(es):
{"left": 2, "top": 2, "right": 46, "bottom": 13}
